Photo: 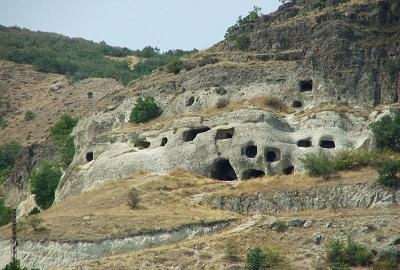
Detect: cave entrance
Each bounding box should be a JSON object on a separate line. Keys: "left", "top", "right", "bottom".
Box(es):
{"left": 265, "top": 147, "right": 281, "bottom": 162}
{"left": 183, "top": 127, "right": 211, "bottom": 142}
{"left": 299, "top": 80, "right": 313, "bottom": 92}
{"left": 245, "top": 145, "right": 257, "bottom": 158}
{"left": 186, "top": 96, "right": 195, "bottom": 106}
{"left": 86, "top": 152, "right": 94, "bottom": 162}
{"left": 211, "top": 158, "right": 237, "bottom": 181}
{"left": 292, "top": 101, "right": 303, "bottom": 108}
{"left": 283, "top": 165, "right": 294, "bottom": 175}
{"left": 320, "top": 139, "right": 335, "bottom": 149}
{"left": 242, "top": 169, "right": 265, "bottom": 180}
{"left": 297, "top": 139, "right": 312, "bottom": 148}
{"left": 160, "top": 137, "right": 168, "bottom": 146}
{"left": 215, "top": 128, "right": 234, "bottom": 140}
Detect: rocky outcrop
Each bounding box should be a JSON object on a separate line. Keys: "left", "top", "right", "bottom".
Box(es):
{"left": 0, "top": 221, "right": 230, "bottom": 270}
{"left": 208, "top": 183, "right": 399, "bottom": 213}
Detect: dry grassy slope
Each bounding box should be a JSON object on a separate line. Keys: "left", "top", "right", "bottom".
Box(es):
{"left": 0, "top": 60, "right": 124, "bottom": 145}
{"left": 1, "top": 168, "right": 398, "bottom": 269}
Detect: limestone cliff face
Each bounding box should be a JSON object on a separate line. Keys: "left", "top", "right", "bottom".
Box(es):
{"left": 53, "top": 0, "right": 400, "bottom": 201}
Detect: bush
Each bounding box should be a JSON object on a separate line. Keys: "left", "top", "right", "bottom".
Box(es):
{"left": 166, "top": 58, "right": 183, "bottom": 74}
{"left": 30, "top": 161, "right": 62, "bottom": 209}
{"left": 235, "top": 36, "right": 251, "bottom": 50}
{"left": 378, "top": 160, "right": 400, "bottom": 188}
{"left": 50, "top": 114, "right": 78, "bottom": 168}
{"left": 24, "top": 110, "right": 36, "bottom": 121}
{"left": 0, "top": 116, "right": 8, "bottom": 129}
{"left": 245, "top": 246, "right": 283, "bottom": 269}
{"left": 127, "top": 187, "right": 140, "bottom": 209}
{"left": 0, "top": 166, "right": 12, "bottom": 185}
{"left": 300, "top": 151, "right": 335, "bottom": 179}
{"left": 325, "top": 238, "right": 373, "bottom": 267}
{"left": 129, "top": 96, "right": 162, "bottom": 123}
{"left": 0, "top": 142, "right": 23, "bottom": 171}
{"left": 370, "top": 115, "right": 400, "bottom": 152}
{"left": 0, "top": 200, "right": 12, "bottom": 226}
{"left": 1, "top": 260, "right": 39, "bottom": 270}
{"left": 26, "top": 215, "right": 44, "bottom": 231}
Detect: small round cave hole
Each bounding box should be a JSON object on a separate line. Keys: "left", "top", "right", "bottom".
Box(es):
{"left": 292, "top": 101, "right": 303, "bottom": 108}
{"left": 245, "top": 145, "right": 257, "bottom": 158}
{"left": 265, "top": 147, "right": 281, "bottom": 162}
{"left": 160, "top": 137, "right": 168, "bottom": 146}
{"left": 186, "top": 96, "right": 195, "bottom": 106}
{"left": 297, "top": 139, "right": 312, "bottom": 148}
{"left": 319, "top": 139, "right": 335, "bottom": 149}
{"left": 299, "top": 80, "right": 313, "bottom": 92}
{"left": 283, "top": 165, "right": 294, "bottom": 175}
{"left": 86, "top": 152, "right": 94, "bottom": 162}
{"left": 242, "top": 169, "right": 265, "bottom": 180}
{"left": 210, "top": 158, "right": 237, "bottom": 181}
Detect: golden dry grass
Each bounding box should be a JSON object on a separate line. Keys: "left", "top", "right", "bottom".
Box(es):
{"left": 0, "top": 172, "right": 237, "bottom": 242}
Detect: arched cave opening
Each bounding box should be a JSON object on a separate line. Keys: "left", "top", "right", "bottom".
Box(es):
{"left": 265, "top": 147, "right": 281, "bottom": 162}
{"left": 210, "top": 158, "right": 237, "bottom": 181}
{"left": 245, "top": 145, "right": 257, "bottom": 158}
{"left": 320, "top": 139, "right": 335, "bottom": 149}
{"left": 182, "top": 127, "right": 211, "bottom": 142}
{"left": 160, "top": 137, "right": 168, "bottom": 147}
{"left": 299, "top": 80, "right": 313, "bottom": 92}
{"left": 242, "top": 169, "right": 265, "bottom": 180}
{"left": 297, "top": 139, "right": 312, "bottom": 148}
{"left": 86, "top": 152, "right": 94, "bottom": 162}
{"left": 292, "top": 101, "right": 303, "bottom": 108}
{"left": 283, "top": 165, "right": 294, "bottom": 175}
{"left": 186, "top": 96, "right": 195, "bottom": 106}
{"left": 215, "top": 128, "right": 234, "bottom": 140}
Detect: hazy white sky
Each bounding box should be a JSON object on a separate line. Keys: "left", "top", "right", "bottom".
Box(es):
{"left": 0, "top": 0, "right": 281, "bottom": 51}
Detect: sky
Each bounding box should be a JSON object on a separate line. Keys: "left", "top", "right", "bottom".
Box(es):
{"left": 0, "top": 0, "right": 281, "bottom": 52}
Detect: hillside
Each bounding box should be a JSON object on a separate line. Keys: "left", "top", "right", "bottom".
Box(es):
{"left": 0, "top": 0, "right": 400, "bottom": 269}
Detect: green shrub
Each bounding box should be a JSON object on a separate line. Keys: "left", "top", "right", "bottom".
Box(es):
{"left": 370, "top": 115, "right": 400, "bottom": 152}
{"left": 245, "top": 247, "right": 283, "bottom": 269}
{"left": 0, "top": 116, "right": 8, "bottom": 129}
{"left": 300, "top": 151, "right": 335, "bottom": 179}
{"left": 235, "top": 36, "right": 251, "bottom": 50}
{"left": 0, "top": 142, "right": 23, "bottom": 171}
{"left": 127, "top": 187, "right": 140, "bottom": 209}
{"left": 30, "top": 161, "right": 62, "bottom": 209}
{"left": 50, "top": 114, "right": 78, "bottom": 168}
{"left": 129, "top": 96, "right": 162, "bottom": 123}
{"left": 378, "top": 160, "right": 400, "bottom": 188}
{"left": 325, "top": 238, "right": 373, "bottom": 267}
{"left": 1, "top": 260, "right": 39, "bottom": 270}
{"left": 373, "top": 257, "right": 398, "bottom": 269}
{"left": 29, "top": 207, "right": 40, "bottom": 215}
{"left": 24, "top": 110, "right": 36, "bottom": 121}
{"left": 0, "top": 166, "right": 12, "bottom": 184}
{"left": 0, "top": 200, "right": 12, "bottom": 226}
{"left": 166, "top": 58, "right": 183, "bottom": 74}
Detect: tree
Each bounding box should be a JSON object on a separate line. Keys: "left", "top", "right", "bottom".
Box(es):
{"left": 0, "top": 142, "right": 22, "bottom": 171}
{"left": 370, "top": 114, "right": 400, "bottom": 152}
{"left": 30, "top": 161, "right": 62, "bottom": 209}
{"left": 129, "top": 96, "right": 162, "bottom": 123}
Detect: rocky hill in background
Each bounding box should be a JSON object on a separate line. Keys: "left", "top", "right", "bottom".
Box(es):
{"left": 0, "top": 0, "right": 399, "bottom": 269}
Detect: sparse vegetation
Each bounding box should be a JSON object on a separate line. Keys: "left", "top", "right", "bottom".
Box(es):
{"left": 235, "top": 36, "right": 251, "bottom": 50}
{"left": 370, "top": 114, "right": 400, "bottom": 152}
{"left": 129, "top": 96, "right": 162, "bottom": 123}
{"left": 26, "top": 215, "right": 44, "bottom": 231}
{"left": 0, "top": 141, "right": 22, "bottom": 184}
{"left": 0, "top": 116, "right": 8, "bottom": 129}
{"left": 24, "top": 110, "right": 36, "bottom": 121}
{"left": 0, "top": 26, "right": 196, "bottom": 85}
{"left": 245, "top": 246, "right": 284, "bottom": 269}
{"left": 50, "top": 114, "right": 78, "bottom": 168}
{"left": 300, "top": 150, "right": 382, "bottom": 179}
{"left": 166, "top": 58, "right": 183, "bottom": 74}
{"left": 0, "top": 200, "right": 12, "bottom": 226}
{"left": 325, "top": 238, "right": 373, "bottom": 267}
{"left": 30, "top": 161, "right": 62, "bottom": 209}
{"left": 127, "top": 187, "right": 140, "bottom": 209}
{"left": 1, "top": 260, "right": 40, "bottom": 270}
{"left": 378, "top": 160, "right": 400, "bottom": 188}
{"left": 224, "top": 239, "right": 240, "bottom": 261}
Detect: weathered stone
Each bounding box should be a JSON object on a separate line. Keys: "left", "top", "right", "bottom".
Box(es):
{"left": 303, "top": 220, "right": 314, "bottom": 228}
{"left": 287, "top": 218, "right": 305, "bottom": 228}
